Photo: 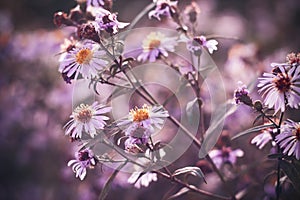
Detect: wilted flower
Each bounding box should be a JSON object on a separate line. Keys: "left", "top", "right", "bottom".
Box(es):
{"left": 257, "top": 65, "right": 300, "bottom": 113}
{"left": 276, "top": 119, "right": 300, "bottom": 160}
{"left": 64, "top": 102, "right": 111, "bottom": 139}
{"left": 59, "top": 41, "right": 108, "bottom": 80}
{"left": 209, "top": 147, "right": 244, "bottom": 169}
{"left": 128, "top": 171, "right": 158, "bottom": 188}
{"left": 180, "top": 35, "right": 218, "bottom": 55}
{"left": 67, "top": 148, "right": 97, "bottom": 180}
{"left": 149, "top": 0, "right": 178, "bottom": 20}
{"left": 93, "top": 7, "right": 129, "bottom": 34}
{"left": 137, "top": 32, "right": 177, "bottom": 62}
{"left": 233, "top": 81, "right": 252, "bottom": 106}
{"left": 251, "top": 128, "right": 276, "bottom": 149}
{"left": 117, "top": 104, "right": 169, "bottom": 138}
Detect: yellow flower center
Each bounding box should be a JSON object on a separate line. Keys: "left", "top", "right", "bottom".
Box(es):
{"left": 130, "top": 105, "right": 150, "bottom": 122}
{"left": 148, "top": 39, "right": 161, "bottom": 50}
{"left": 74, "top": 104, "right": 93, "bottom": 123}
{"left": 76, "top": 49, "right": 93, "bottom": 64}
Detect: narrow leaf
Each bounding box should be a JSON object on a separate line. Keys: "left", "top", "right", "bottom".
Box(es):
{"left": 168, "top": 187, "right": 190, "bottom": 199}
{"left": 98, "top": 162, "right": 127, "bottom": 200}
{"left": 173, "top": 166, "right": 206, "bottom": 183}
{"left": 280, "top": 160, "right": 300, "bottom": 193}
{"left": 232, "top": 124, "right": 276, "bottom": 140}
{"left": 186, "top": 98, "right": 200, "bottom": 125}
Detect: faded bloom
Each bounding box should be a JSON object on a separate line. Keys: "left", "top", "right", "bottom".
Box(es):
{"left": 251, "top": 128, "right": 275, "bottom": 149}
{"left": 209, "top": 147, "right": 244, "bottom": 169}
{"left": 257, "top": 65, "right": 300, "bottom": 113}
{"left": 137, "top": 32, "right": 177, "bottom": 62}
{"left": 64, "top": 102, "right": 111, "bottom": 139}
{"left": 276, "top": 119, "right": 300, "bottom": 160}
{"left": 149, "top": 0, "right": 178, "bottom": 20}
{"left": 128, "top": 172, "right": 158, "bottom": 188}
{"left": 184, "top": 1, "right": 201, "bottom": 24}
{"left": 93, "top": 7, "right": 129, "bottom": 34}
{"left": 233, "top": 81, "right": 252, "bottom": 106}
{"left": 59, "top": 41, "right": 108, "bottom": 80}
{"left": 117, "top": 104, "right": 169, "bottom": 138}
{"left": 67, "top": 148, "right": 97, "bottom": 180}
{"left": 180, "top": 35, "right": 218, "bottom": 55}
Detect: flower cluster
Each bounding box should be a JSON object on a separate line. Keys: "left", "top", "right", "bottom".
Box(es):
{"left": 149, "top": 0, "right": 178, "bottom": 20}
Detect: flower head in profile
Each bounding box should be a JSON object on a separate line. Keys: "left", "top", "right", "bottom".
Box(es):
{"left": 118, "top": 104, "right": 169, "bottom": 137}
{"left": 276, "top": 119, "right": 300, "bottom": 160}
{"left": 257, "top": 65, "right": 300, "bottom": 113}
{"left": 59, "top": 41, "right": 108, "bottom": 80}
{"left": 68, "top": 148, "right": 97, "bottom": 180}
{"left": 64, "top": 102, "right": 111, "bottom": 139}
{"left": 179, "top": 35, "right": 218, "bottom": 55}
{"left": 233, "top": 81, "right": 253, "bottom": 106}
{"left": 251, "top": 128, "right": 276, "bottom": 149}
{"left": 209, "top": 147, "right": 244, "bottom": 169}
{"left": 137, "top": 32, "right": 177, "bottom": 62}
{"left": 128, "top": 171, "right": 158, "bottom": 188}
{"left": 93, "top": 7, "right": 129, "bottom": 34}
{"left": 149, "top": 0, "right": 178, "bottom": 20}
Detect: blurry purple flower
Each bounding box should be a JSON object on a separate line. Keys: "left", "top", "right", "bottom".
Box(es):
{"left": 88, "top": 0, "right": 104, "bottom": 7}
{"left": 257, "top": 65, "right": 300, "bottom": 113}
{"left": 64, "top": 102, "right": 111, "bottom": 139}
{"left": 276, "top": 119, "right": 300, "bottom": 160}
{"left": 59, "top": 41, "right": 108, "bottom": 80}
{"left": 117, "top": 104, "right": 169, "bottom": 138}
{"left": 208, "top": 147, "right": 244, "bottom": 169}
{"left": 137, "top": 32, "right": 177, "bottom": 62}
{"left": 180, "top": 35, "right": 218, "bottom": 55}
{"left": 251, "top": 129, "right": 275, "bottom": 149}
{"left": 128, "top": 171, "right": 158, "bottom": 188}
{"left": 124, "top": 136, "right": 148, "bottom": 154}
{"left": 149, "top": 0, "right": 178, "bottom": 20}
{"left": 286, "top": 52, "right": 300, "bottom": 66}
{"left": 233, "top": 81, "right": 252, "bottom": 106}
{"left": 93, "top": 7, "right": 129, "bottom": 34}
{"left": 68, "top": 148, "right": 97, "bottom": 180}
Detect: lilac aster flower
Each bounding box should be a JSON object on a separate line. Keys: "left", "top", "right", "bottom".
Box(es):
{"left": 117, "top": 104, "right": 169, "bottom": 138}
{"left": 233, "top": 81, "right": 253, "bottom": 106}
{"left": 180, "top": 34, "right": 218, "bottom": 55}
{"left": 67, "top": 148, "right": 97, "bottom": 180}
{"left": 149, "top": 0, "right": 178, "bottom": 20}
{"left": 59, "top": 41, "right": 108, "bottom": 80}
{"left": 128, "top": 171, "right": 158, "bottom": 188}
{"left": 137, "top": 32, "right": 177, "bottom": 62}
{"left": 208, "top": 147, "right": 244, "bottom": 169}
{"left": 64, "top": 102, "right": 111, "bottom": 139}
{"left": 251, "top": 129, "right": 275, "bottom": 149}
{"left": 275, "top": 119, "right": 300, "bottom": 160}
{"left": 257, "top": 65, "right": 300, "bottom": 113}
{"left": 93, "top": 7, "right": 129, "bottom": 34}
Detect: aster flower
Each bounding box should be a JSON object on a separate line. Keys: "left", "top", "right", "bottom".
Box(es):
{"left": 67, "top": 148, "right": 97, "bottom": 180}
{"left": 275, "top": 119, "right": 300, "bottom": 160}
{"left": 64, "top": 102, "right": 111, "bottom": 139}
{"left": 117, "top": 104, "right": 169, "bottom": 139}
{"left": 137, "top": 32, "right": 177, "bottom": 62}
{"left": 59, "top": 41, "right": 108, "bottom": 80}
{"left": 251, "top": 129, "right": 275, "bottom": 149}
{"left": 257, "top": 65, "right": 300, "bottom": 113}
{"left": 208, "top": 147, "right": 244, "bottom": 169}
{"left": 149, "top": 0, "right": 178, "bottom": 20}
{"left": 233, "top": 81, "right": 252, "bottom": 106}
{"left": 128, "top": 171, "right": 158, "bottom": 188}
{"left": 179, "top": 34, "right": 218, "bottom": 55}
{"left": 93, "top": 7, "right": 129, "bottom": 34}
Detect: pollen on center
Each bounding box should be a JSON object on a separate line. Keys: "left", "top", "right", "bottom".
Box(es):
{"left": 76, "top": 48, "right": 93, "bottom": 64}
{"left": 130, "top": 105, "right": 150, "bottom": 122}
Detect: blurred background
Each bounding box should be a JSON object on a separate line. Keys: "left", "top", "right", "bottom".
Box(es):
{"left": 0, "top": 0, "right": 299, "bottom": 199}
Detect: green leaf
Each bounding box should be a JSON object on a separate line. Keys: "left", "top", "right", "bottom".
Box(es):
{"left": 98, "top": 162, "right": 127, "bottom": 200}
{"left": 173, "top": 166, "right": 206, "bottom": 183}
{"left": 231, "top": 124, "right": 276, "bottom": 140}
{"left": 186, "top": 98, "right": 200, "bottom": 125}
{"left": 280, "top": 160, "right": 300, "bottom": 193}
{"left": 199, "top": 101, "right": 237, "bottom": 158}
{"left": 167, "top": 187, "right": 190, "bottom": 199}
